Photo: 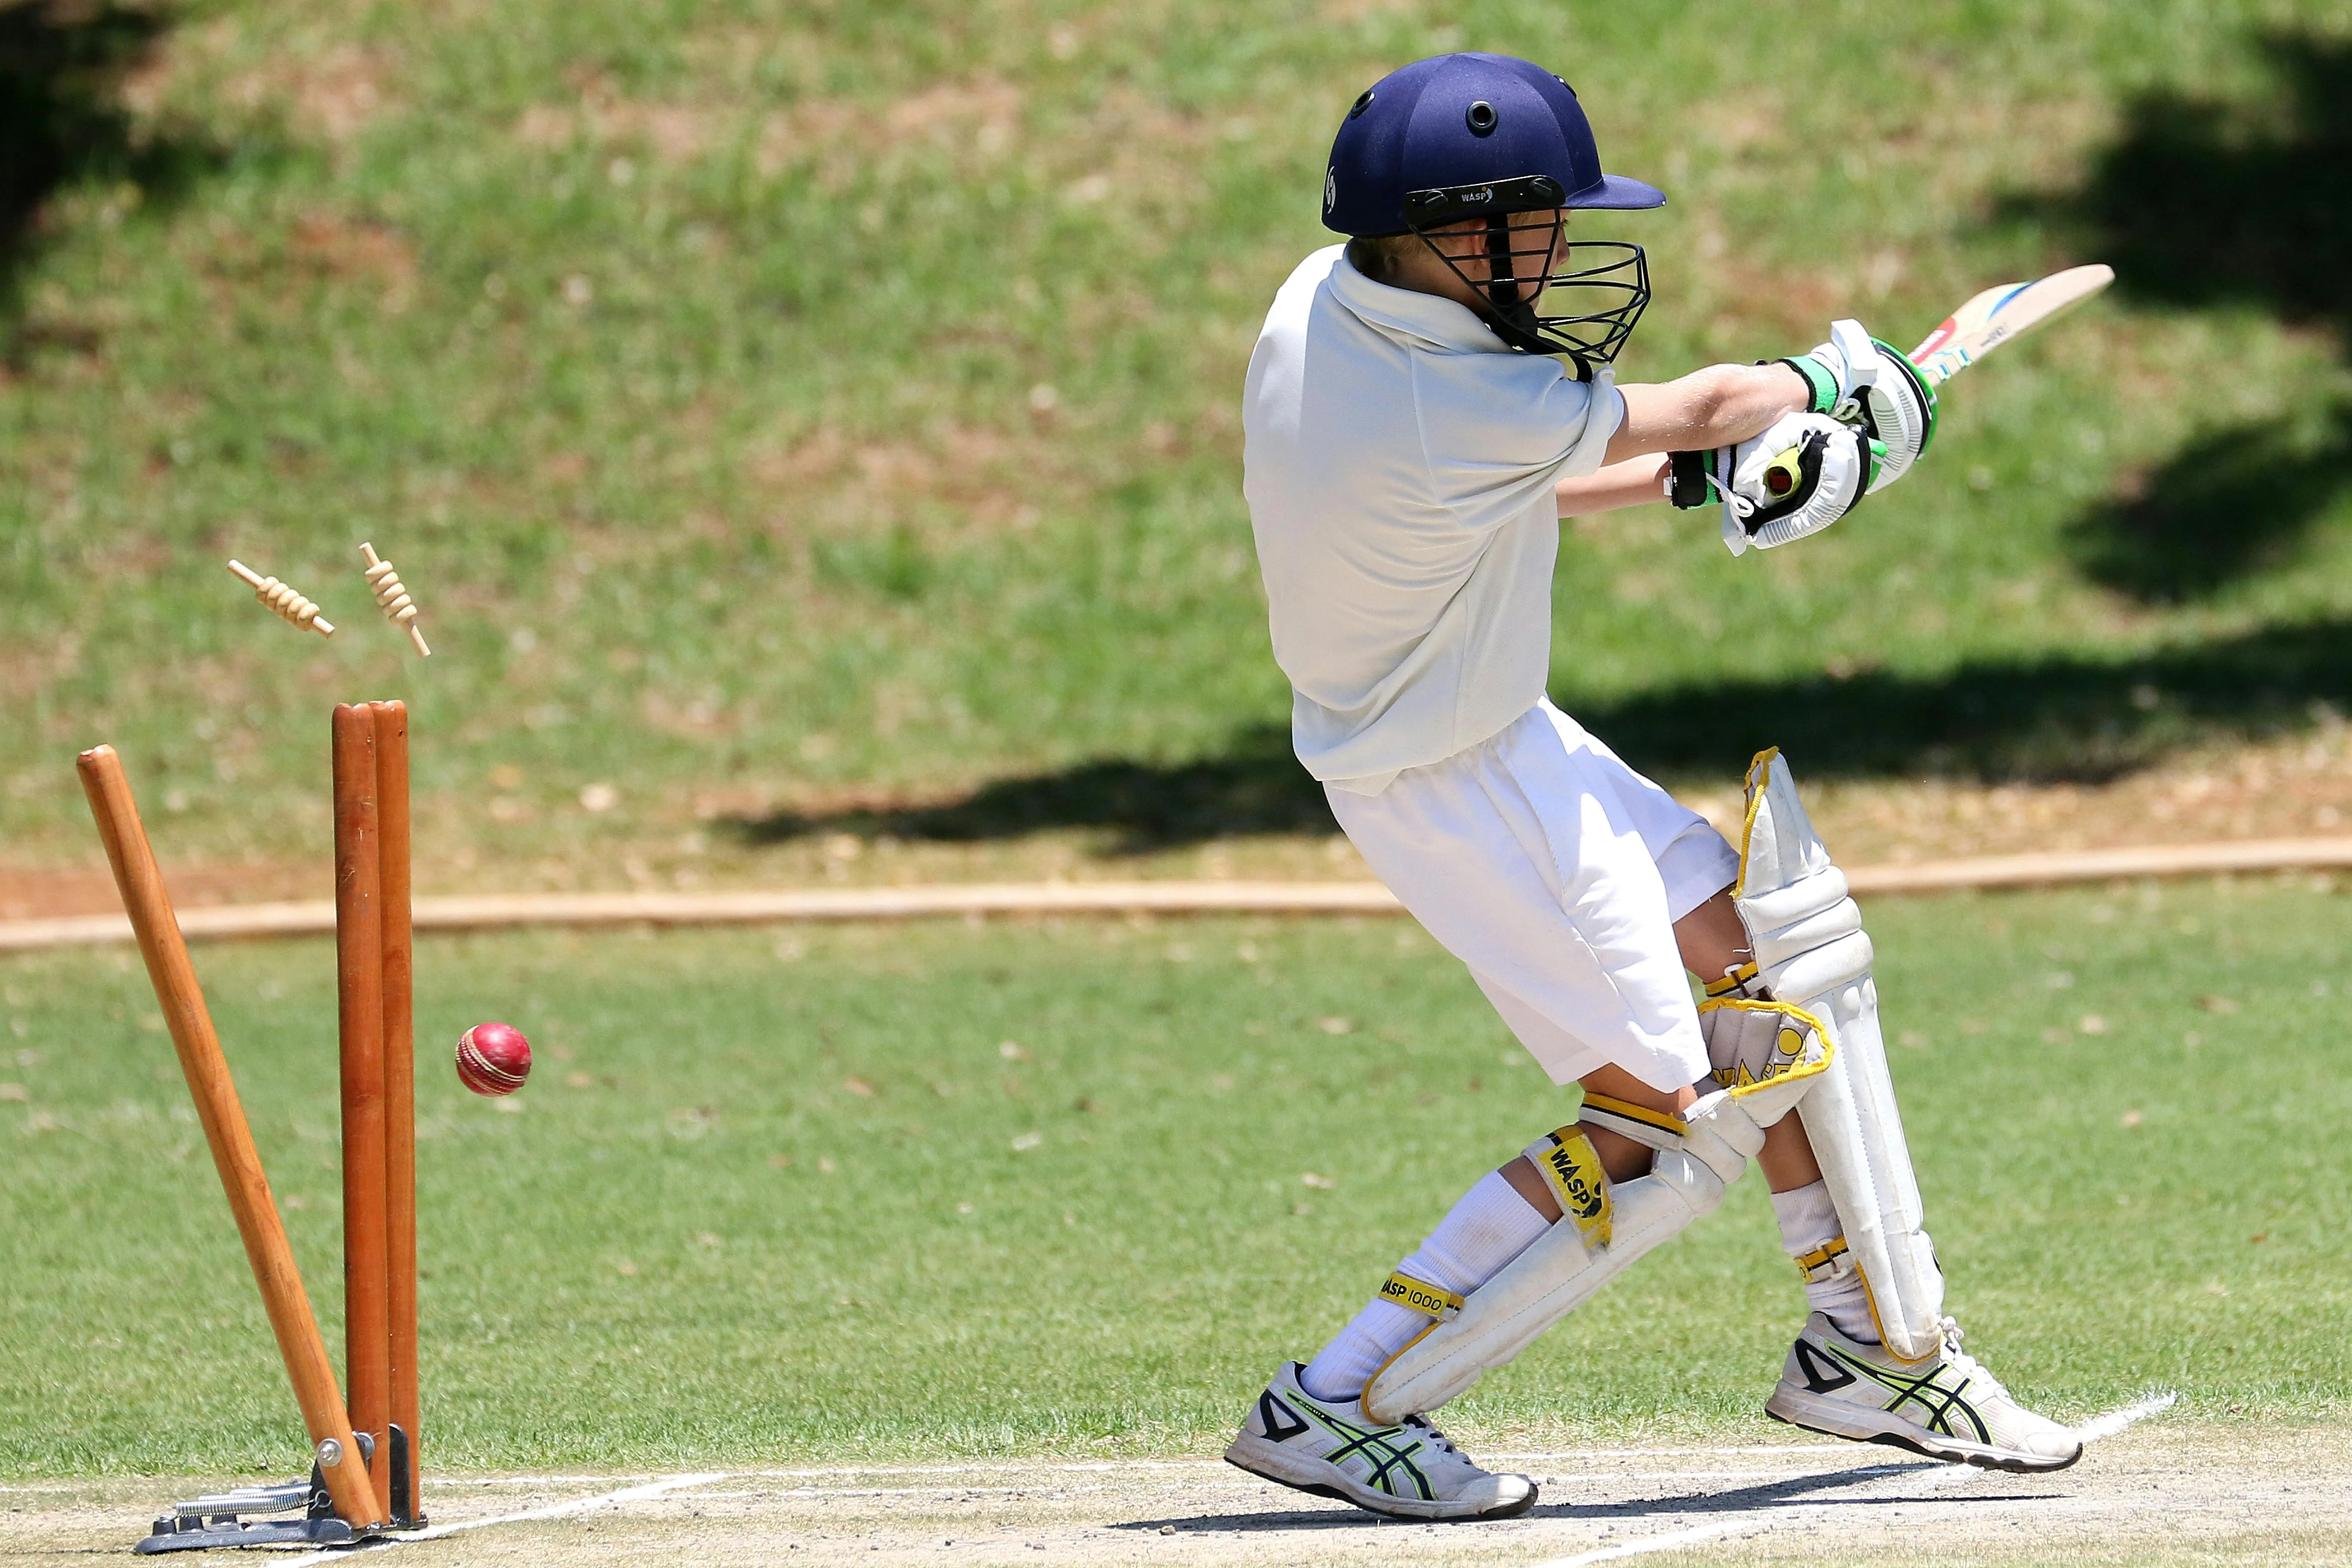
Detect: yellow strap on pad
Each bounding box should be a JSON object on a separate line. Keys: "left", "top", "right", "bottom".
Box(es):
{"left": 1378, "top": 1271, "right": 1464, "bottom": 1320}
{"left": 1575, "top": 1093, "right": 1688, "bottom": 1155}
{"left": 1704, "top": 961, "right": 1762, "bottom": 999}
{"left": 1794, "top": 1234, "right": 1855, "bottom": 1283}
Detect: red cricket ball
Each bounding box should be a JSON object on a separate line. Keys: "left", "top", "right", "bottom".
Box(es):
{"left": 455, "top": 1021, "right": 531, "bottom": 1096}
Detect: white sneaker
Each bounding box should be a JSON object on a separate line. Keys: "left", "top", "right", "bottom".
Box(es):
{"left": 1765, "top": 1312, "right": 2083, "bottom": 1472}
{"left": 1223, "top": 1363, "right": 1537, "bottom": 1521}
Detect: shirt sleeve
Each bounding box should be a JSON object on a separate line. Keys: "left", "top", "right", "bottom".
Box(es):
{"left": 1415, "top": 358, "right": 1620, "bottom": 533}
{"left": 1559, "top": 372, "right": 1623, "bottom": 481}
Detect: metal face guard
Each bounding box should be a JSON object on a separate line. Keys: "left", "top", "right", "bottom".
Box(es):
{"left": 1400, "top": 184, "right": 1650, "bottom": 372}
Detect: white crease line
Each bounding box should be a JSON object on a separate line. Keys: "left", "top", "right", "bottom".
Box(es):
{"left": 443, "top": 1473, "right": 672, "bottom": 1487}
{"left": 2077, "top": 1390, "right": 2178, "bottom": 1442}
{"left": 706, "top": 1469, "right": 1856, "bottom": 1501}
{"left": 449, "top": 1446, "right": 1868, "bottom": 1488}
{"left": 1488, "top": 1446, "right": 1867, "bottom": 1461}
{"left": 444, "top": 1467, "right": 1886, "bottom": 1513}
{"left": 657, "top": 1482, "right": 1182, "bottom": 1502}
{"left": 1528, "top": 1394, "right": 2180, "bottom": 1565}
{"left": 277, "top": 1472, "right": 730, "bottom": 1565}
{"left": 263, "top": 1447, "right": 1869, "bottom": 1495}
{"left": 1529, "top": 1516, "right": 1755, "bottom": 1566}
{"left": 420, "top": 1461, "right": 1221, "bottom": 1491}
{"left": 735, "top": 1459, "right": 1223, "bottom": 1479}
{"left": 1919, "top": 1389, "right": 2179, "bottom": 1488}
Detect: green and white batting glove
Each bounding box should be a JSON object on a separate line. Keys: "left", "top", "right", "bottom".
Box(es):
{"left": 1670, "top": 410, "right": 1879, "bottom": 557}
{"left": 1778, "top": 319, "right": 1937, "bottom": 492}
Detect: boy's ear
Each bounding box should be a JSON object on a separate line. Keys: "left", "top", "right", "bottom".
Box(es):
{"left": 1347, "top": 234, "right": 1409, "bottom": 282}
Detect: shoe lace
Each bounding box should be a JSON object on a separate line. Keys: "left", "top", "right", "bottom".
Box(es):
{"left": 1937, "top": 1317, "right": 2013, "bottom": 1400}
{"left": 1402, "top": 1414, "right": 1460, "bottom": 1456}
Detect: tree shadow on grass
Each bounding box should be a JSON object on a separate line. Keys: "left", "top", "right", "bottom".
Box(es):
{"left": 730, "top": 725, "right": 1334, "bottom": 851}
{"left": 726, "top": 616, "right": 2352, "bottom": 852}
{"left": 0, "top": 0, "right": 217, "bottom": 318}
{"left": 2015, "top": 29, "right": 2352, "bottom": 602}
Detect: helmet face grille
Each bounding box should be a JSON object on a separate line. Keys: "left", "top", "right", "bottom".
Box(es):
{"left": 1404, "top": 201, "right": 1650, "bottom": 375}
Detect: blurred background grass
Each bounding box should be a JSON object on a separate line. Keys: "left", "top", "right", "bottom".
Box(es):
{"left": 6, "top": 0, "right": 2352, "bottom": 886}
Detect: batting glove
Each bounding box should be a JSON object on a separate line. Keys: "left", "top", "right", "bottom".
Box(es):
{"left": 1779, "top": 319, "right": 1937, "bottom": 492}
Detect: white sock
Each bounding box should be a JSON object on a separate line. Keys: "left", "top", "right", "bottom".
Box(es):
{"left": 1770, "top": 1180, "right": 1878, "bottom": 1344}
{"left": 1299, "top": 1170, "right": 1550, "bottom": 1403}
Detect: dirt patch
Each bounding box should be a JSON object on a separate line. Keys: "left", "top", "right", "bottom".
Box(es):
{"left": 0, "top": 1424, "right": 2340, "bottom": 1567}
{"left": 743, "top": 420, "right": 1064, "bottom": 536}
{"left": 288, "top": 212, "right": 419, "bottom": 312}
{"left": 511, "top": 75, "right": 1028, "bottom": 180}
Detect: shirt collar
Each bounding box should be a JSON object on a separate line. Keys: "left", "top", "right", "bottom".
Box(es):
{"left": 1326, "top": 246, "right": 1513, "bottom": 355}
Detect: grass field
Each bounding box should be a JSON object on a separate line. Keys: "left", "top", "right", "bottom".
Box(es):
{"left": 4, "top": 878, "right": 2347, "bottom": 1479}
{"left": 6, "top": 1, "right": 2352, "bottom": 889}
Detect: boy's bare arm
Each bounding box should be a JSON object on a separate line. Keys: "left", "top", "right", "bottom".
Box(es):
{"left": 1601, "top": 363, "right": 1812, "bottom": 466}
{"left": 1556, "top": 454, "right": 1671, "bottom": 518}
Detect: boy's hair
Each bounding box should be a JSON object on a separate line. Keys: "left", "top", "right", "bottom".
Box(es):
{"left": 1347, "top": 233, "right": 1418, "bottom": 283}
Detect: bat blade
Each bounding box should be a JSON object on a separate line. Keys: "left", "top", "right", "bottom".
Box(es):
{"left": 1910, "top": 281, "right": 2026, "bottom": 364}
{"left": 1908, "top": 263, "right": 2113, "bottom": 388}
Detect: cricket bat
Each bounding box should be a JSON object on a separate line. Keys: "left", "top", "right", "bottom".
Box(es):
{"left": 1715, "top": 262, "right": 2113, "bottom": 517}
{"left": 1907, "top": 263, "right": 2113, "bottom": 388}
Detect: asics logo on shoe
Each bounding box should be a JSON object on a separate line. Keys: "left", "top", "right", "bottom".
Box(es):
{"left": 1225, "top": 1366, "right": 1542, "bottom": 1519}
{"left": 1305, "top": 1409, "right": 1438, "bottom": 1501}
{"left": 1256, "top": 1390, "right": 1310, "bottom": 1442}
{"left": 1816, "top": 1342, "right": 1996, "bottom": 1445}
{"left": 1793, "top": 1339, "right": 1859, "bottom": 1395}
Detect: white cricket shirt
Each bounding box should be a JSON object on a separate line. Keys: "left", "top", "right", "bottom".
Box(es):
{"left": 1242, "top": 245, "right": 1622, "bottom": 793}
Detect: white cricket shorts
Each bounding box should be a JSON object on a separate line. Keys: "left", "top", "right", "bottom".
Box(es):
{"left": 1326, "top": 698, "right": 1739, "bottom": 1092}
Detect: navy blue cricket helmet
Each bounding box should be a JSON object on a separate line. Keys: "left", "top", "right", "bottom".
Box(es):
{"left": 1323, "top": 52, "right": 1663, "bottom": 371}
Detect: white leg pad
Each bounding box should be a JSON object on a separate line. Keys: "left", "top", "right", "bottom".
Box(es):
{"left": 1360, "top": 1092, "right": 1764, "bottom": 1423}
{"left": 1734, "top": 747, "right": 1945, "bottom": 1363}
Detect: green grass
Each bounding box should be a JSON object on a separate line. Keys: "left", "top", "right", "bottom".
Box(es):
{"left": 6, "top": 1, "right": 2352, "bottom": 879}
{"left": 3, "top": 879, "right": 2347, "bottom": 1476}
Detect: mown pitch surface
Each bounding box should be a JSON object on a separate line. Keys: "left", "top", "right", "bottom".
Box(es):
{"left": 3, "top": 1423, "right": 2343, "bottom": 1567}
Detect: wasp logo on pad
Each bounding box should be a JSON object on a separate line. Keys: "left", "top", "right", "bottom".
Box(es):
{"left": 1537, "top": 1130, "right": 1613, "bottom": 1250}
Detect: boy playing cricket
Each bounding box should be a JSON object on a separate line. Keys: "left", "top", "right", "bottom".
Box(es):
{"left": 1228, "top": 51, "right": 2079, "bottom": 1521}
